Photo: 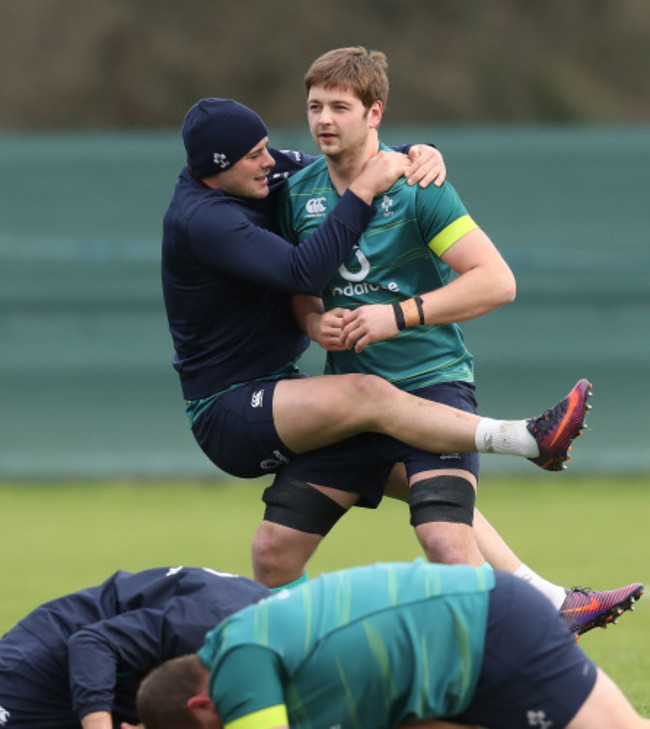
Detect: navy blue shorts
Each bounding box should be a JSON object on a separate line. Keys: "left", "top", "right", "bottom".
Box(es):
{"left": 191, "top": 377, "right": 301, "bottom": 478}
{"left": 281, "top": 380, "right": 479, "bottom": 508}
{"left": 452, "top": 571, "right": 598, "bottom": 727}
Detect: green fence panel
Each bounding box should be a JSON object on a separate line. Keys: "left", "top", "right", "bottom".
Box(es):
{"left": 0, "top": 127, "right": 648, "bottom": 478}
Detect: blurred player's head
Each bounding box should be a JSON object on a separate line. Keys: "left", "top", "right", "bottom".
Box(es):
{"left": 137, "top": 654, "right": 217, "bottom": 729}
{"left": 182, "top": 98, "right": 274, "bottom": 198}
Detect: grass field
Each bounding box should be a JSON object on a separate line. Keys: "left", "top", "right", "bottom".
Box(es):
{"left": 1, "top": 474, "right": 648, "bottom": 715}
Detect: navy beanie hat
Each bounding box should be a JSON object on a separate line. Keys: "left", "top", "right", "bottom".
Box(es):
{"left": 181, "top": 98, "right": 268, "bottom": 177}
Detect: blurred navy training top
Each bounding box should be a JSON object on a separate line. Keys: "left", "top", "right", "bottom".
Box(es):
{"left": 161, "top": 149, "right": 376, "bottom": 400}
{"left": 0, "top": 566, "right": 270, "bottom": 728}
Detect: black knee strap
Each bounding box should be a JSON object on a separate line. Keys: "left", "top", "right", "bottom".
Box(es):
{"left": 262, "top": 476, "right": 347, "bottom": 536}
{"left": 409, "top": 475, "right": 476, "bottom": 527}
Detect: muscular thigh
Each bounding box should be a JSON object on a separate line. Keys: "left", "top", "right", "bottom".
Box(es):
{"left": 281, "top": 381, "right": 480, "bottom": 508}
{"left": 273, "top": 373, "right": 382, "bottom": 453}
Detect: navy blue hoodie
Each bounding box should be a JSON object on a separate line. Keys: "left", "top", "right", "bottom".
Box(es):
{"left": 161, "top": 149, "right": 375, "bottom": 399}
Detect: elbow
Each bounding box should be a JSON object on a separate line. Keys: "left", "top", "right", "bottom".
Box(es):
{"left": 493, "top": 271, "right": 517, "bottom": 308}
{"left": 291, "top": 271, "right": 328, "bottom": 297}
{"left": 504, "top": 275, "right": 517, "bottom": 305}
{"left": 291, "top": 280, "right": 324, "bottom": 297}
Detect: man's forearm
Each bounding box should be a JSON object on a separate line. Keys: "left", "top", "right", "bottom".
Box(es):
{"left": 291, "top": 294, "right": 324, "bottom": 337}
{"left": 81, "top": 711, "right": 114, "bottom": 729}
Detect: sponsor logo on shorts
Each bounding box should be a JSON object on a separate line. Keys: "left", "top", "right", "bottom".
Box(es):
{"left": 260, "top": 450, "right": 290, "bottom": 471}
{"left": 251, "top": 389, "right": 264, "bottom": 408}
{"left": 527, "top": 710, "right": 553, "bottom": 728}
{"left": 0, "top": 706, "right": 10, "bottom": 726}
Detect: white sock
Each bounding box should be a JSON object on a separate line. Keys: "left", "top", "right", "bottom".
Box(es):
{"left": 474, "top": 418, "right": 539, "bottom": 458}
{"left": 514, "top": 564, "right": 567, "bottom": 610}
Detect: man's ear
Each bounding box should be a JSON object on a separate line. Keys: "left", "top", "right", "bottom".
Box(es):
{"left": 369, "top": 100, "right": 383, "bottom": 129}
{"left": 187, "top": 693, "right": 222, "bottom": 729}
{"left": 187, "top": 693, "right": 213, "bottom": 711}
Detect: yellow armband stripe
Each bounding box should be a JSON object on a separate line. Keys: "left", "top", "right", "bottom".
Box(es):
{"left": 225, "top": 704, "right": 289, "bottom": 729}
{"left": 428, "top": 215, "right": 478, "bottom": 256}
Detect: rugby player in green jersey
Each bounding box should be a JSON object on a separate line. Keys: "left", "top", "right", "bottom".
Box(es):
{"left": 132, "top": 561, "right": 650, "bottom": 729}
{"left": 251, "top": 47, "right": 641, "bottom": 636}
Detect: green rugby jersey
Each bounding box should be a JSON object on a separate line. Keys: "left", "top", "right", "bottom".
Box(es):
{"left": 198, "top": 559, "right": 494, "bottom": 729}
{"left": 278, "top": 147, "right": 478, "bottom": 391}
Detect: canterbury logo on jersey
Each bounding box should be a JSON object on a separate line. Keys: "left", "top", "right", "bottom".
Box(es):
{"left": 0, "top": 706, "right": 10, "bottom": 726}
{"left": 251, "top": 389, "right": 264, "bottom": 408}
{"left": 305, "top": 197, "right": 327, "bottom": 216}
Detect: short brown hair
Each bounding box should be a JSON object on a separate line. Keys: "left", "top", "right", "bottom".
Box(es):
{"left": 137, "top": 654, "right": 206, "bottom": 729}
{"left": 304, "top": 46, "right": 389, "bottom": 109}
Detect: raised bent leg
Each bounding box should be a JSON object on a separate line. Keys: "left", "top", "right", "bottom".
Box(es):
{"left": 273, "top": 374, "right": 591, "bottom": 472}
{"left": 274, "top": 373, "right": 480, "bottom": 455}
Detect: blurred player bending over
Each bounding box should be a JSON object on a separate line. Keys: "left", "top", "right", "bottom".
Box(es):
{"left": 134, "top": 561, "right": 650, "bottom": 729}
{"left": 0, "top": 566, "right": 270, "bottom": 728}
